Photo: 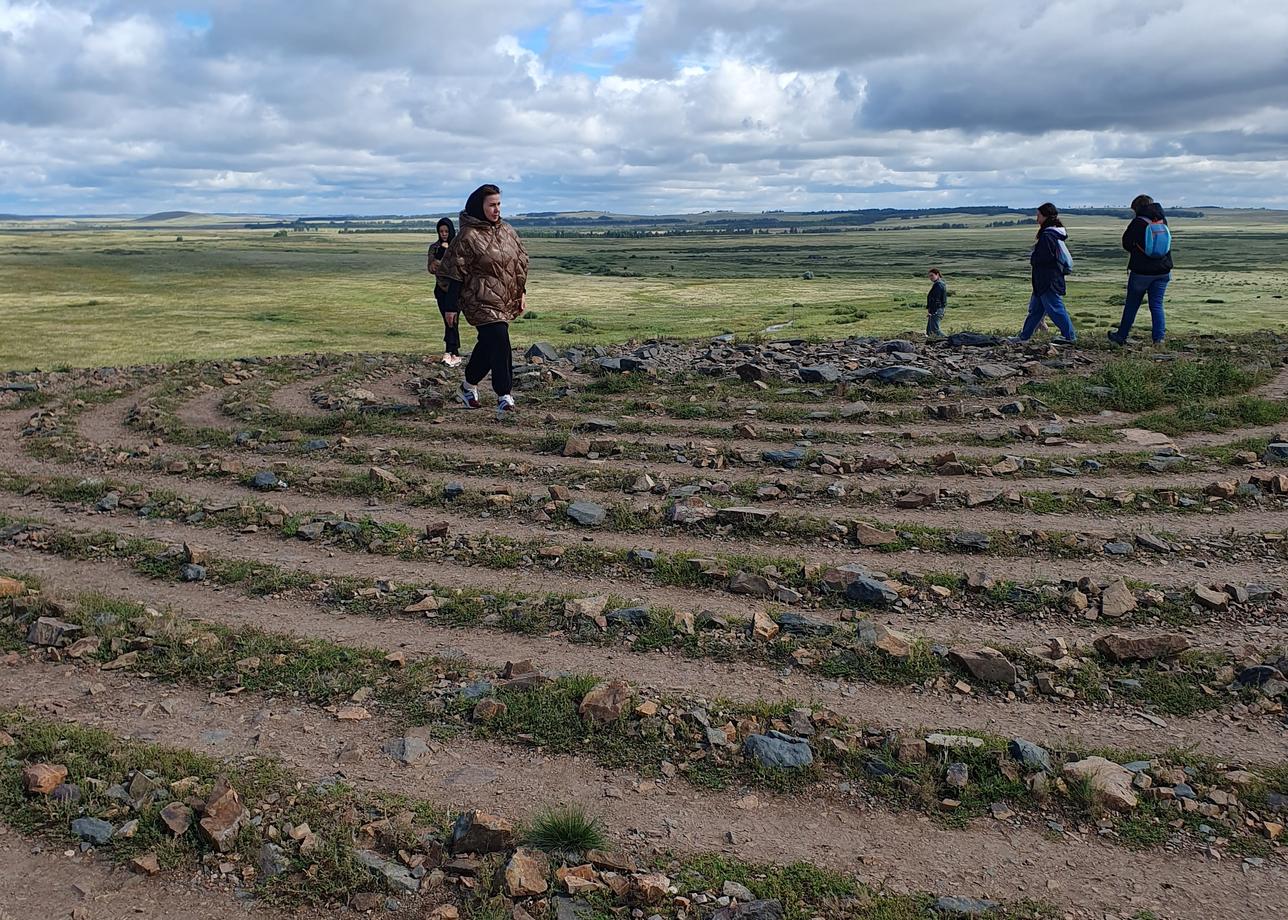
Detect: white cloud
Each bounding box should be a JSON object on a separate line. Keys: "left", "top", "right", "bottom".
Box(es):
{"left": 1, "top": 0, "right": 1287, "bottom": 213}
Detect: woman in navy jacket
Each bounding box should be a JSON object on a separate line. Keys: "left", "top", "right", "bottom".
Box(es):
{"left": 1014, "top": 203, "right": 1077, "bottom": 343}
{"left": 1108, "top": 195, "right": 1173, "bottom": 345}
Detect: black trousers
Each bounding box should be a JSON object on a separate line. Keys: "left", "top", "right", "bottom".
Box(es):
{"left": 433, "top": 287, "right": 461, "bottom": 356}
{"left": 465, "top": 322, "right": 512, "bottom": 396}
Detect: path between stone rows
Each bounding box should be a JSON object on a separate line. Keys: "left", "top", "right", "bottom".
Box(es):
{"left": 84, "top": 390, "right": 1288, "bottom": 542}
{"left": 7, "top": 548, "right": 1284, "bottom": 761}
{"left": 0, "top": 820, "right": 271, "bottom": 920}
{"left": 2, "top": 660, "right": 1284, "bottom": 920}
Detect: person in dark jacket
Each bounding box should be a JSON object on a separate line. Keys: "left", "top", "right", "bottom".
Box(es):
{"left": 427, "top": 217, "right": 462, "bottom": 367}
{"left": 436, "top": 184, "right": 528, "bottom": 419}
{"left": 925, "top": 268, "right": 947, "bottom": 337}
{"left": 1014, "top": 203, "right": 1077, "bottom": 343}
{"left": 1108, "top": 195, "right": 1173, "bottom": 345}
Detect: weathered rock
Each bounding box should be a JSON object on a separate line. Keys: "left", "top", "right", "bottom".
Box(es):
{"left": 670, "top": 496, "right": 717, "bottom": 525}
{"left": 451, "top": 811, "right": 514, "bottom": 854}
{"left": 382, "top": 736, "right": 431, "bottom": 765}
{"left": 1099, "top": 579, "right": 1137, "bottom": 618}
{"left": 198, "top": 777, "right": 250, "bottom": 853}
{"left": 949, "top": 531, "right": 991, "bottom": 552}
{"left": 856, "top": 620, "right": 912, "bottom": 658}
{"left": 751, "top": 609, "right": 780, "bottom": 641}
{"left": 505, "top": 847, "right": 550, "bottom": 897}
{"left": 845, "top": 576, "right": 899, "bottom": 607}
{"left": 723, "top": 880, "right": 757, "bottom": 902}
{"left": 258, "top": 842, "right": 289, "bottom": 878}
{"left": 355, "top": 849, "right": 420, "bottom": 894}
{"left": 1008, "top": 739, "right": 1052, "bottom": 773}
{"left": 130, "top": 853, "right": 161, "bottom": 876}
{"left": 526, "top": 342, "right": 559, "bottom": 362}
{"left": 160, "top": 802, "right": 193, "bottom": 836}
{"left": 180, "top": 563, "right": 207, "bottom": 582}
{"left": 22, "top": 763, "right": 67, "bottom": 794}
{"left": 0, "top": 575, "right": 24, "bottom": 597}
{"left": 567, "top": 501, "right": 607, "bottom": 526}
{"left": 579, "top": 680, "right": 632, "bottom": 723}
{"left": 251, "top": 470, "right": 282, "bottom": 490}
{"left": 798, "top": 365, "right": 841, "bottom": 384}
{"left": 743, "top": 731, "right": 813, "bottom": 769}
{"left": 729, "top": 571, "right": 774, "bottom": 596}
{"left": 761, "top": 447, "right": 806, "bottom": 468}
{"left": 853, "top": 522, "right": 899, "bottom": 547}
{"left": 1062, "top": 756, "right": 1137, "bottom": 811}
{"left": 70, "top": 817, "right": 114, "bottom": 845}
{"left": 1094, "top": 633, "right": 1190, "bottom": 663}
{"left": 949, "top": 647, "right": 1016, "bottom": 684}
{"left": 1193, "top": 584, "right": 1230, "bottom": 610}
{"left": 631, "top": 872, "right": 672, "bottom": 905}
{"left": 25, "top": 616, "right": 81, "bottom": 647}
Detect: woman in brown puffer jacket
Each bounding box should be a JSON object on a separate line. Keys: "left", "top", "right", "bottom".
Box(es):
{"left": 435, "top": 183, "right": 528, "bottom": 419}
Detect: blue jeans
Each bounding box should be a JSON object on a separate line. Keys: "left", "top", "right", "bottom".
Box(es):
{"left": 926, "top": 310, "right": 945, "bottom": 337}
{"left": 1018, "top": 292, "right": 1076, "bottom": 341}
{"left": 1113, "top": 272, "right": 1169, "bottom": 343}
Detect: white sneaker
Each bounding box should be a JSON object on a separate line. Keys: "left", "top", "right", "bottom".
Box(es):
{"left": 496, "top": 394, "right": 516, "bottom": 419}
{"left": 443, "top": 354, "right": 462, "bottom": 367}
{"left": 458, "top": 383, "right": 481, "bottom": 409}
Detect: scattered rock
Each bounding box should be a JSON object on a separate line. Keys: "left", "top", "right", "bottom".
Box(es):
{"left": 505, "top": 847, "right": 550, "bottom": 897}
{"left": 743, "top": 731, "right": 813, "bottom": 769}
{"left": 1094, "top": 633, "right": 1190, "bottom": 663}
{"left": 197, "top": 777, "right": 250, "bottom": 853}
{"left": 450, "top": 811, "right": 515, "bottom": 854}
{"left": 1099, "top": 579, "right": 1137, "bottom": 618}
{"left": 579, "top": 680, "right": 632, "bottom": 723}
{"left": 22, "top": 763, "right": 67, "bottom": 795}
{"left": 949, "top": 647, "right": 1016, "bottom": 684}
{"left": 1062, "top": 757, "right": 1138, "bottom": 811}
{"left": 567, "top": 501, "right": 607, "bottom": 526}
{"left": 70, "top": 817, "right": 114, "bottom": 845}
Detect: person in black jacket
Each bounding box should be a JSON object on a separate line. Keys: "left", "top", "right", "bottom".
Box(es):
{"left": 925, "top": 268, "right": 947, "bottom": 337}
{"left": 1108, "top": 195, "right": 1173, "bottom": 345}
{"left": 1014, "top": 203, "right": 1077, "bottom": 343}
{"left": 427, "top": 217, "right": 462, "bottom": 367}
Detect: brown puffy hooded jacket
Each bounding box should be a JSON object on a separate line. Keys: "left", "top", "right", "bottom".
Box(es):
{"left": 435, "top": 211, "right": 528, "bottom": 327}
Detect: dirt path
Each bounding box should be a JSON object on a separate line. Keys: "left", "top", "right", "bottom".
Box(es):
{"left": 7, "top": 549, "right": 1284, "bottom": 761}
{"left": 3, "top": 659, "right": 1283, "bottom": 920}
{"left": 0, "top": 820, "right": 276, "bottom": 920}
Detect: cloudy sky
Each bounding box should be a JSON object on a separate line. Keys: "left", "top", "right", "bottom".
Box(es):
{"left": 3, "top": 0, "right": 1288, "bottom": 215}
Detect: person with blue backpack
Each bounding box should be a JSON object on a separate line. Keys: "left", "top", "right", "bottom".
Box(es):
{"left": 1013, "top": 202, "right": 1077, "bottom": 344}
{"left": 1108, "top": 194, "right": 1173, "bottom": 345}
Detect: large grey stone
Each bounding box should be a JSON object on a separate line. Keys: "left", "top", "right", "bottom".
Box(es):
{"left": 845, "top": 576, "right": 899, "bottom": 606}
{"left": 798, "top": 365, "right": 841, "bottom": 384}
{"left": 743, "top": 731, "right": 813, "bottom": 769}
{"left": 1008, "top": 738, "right": 1052, "bottom": 773}
{"left": 70, "top": 817, "right": 114, "bottom": 845}
{"left": 935, "top": 896, "right": 1001, "bottom": 916}
{"left": 566, "top": 501, "right": 607, "bottom": 526}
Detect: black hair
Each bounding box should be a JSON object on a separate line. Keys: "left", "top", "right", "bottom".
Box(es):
{"left": 1036, "top": 202, "right": 1063, "bottom": 236}
{"left": 464, "top": 184, "right": 502, "bottom": 222}
{"left": 436, "top": 217, "right": 455, "bottom": 242}
{"left": 1130, "top": 194, "right": 1153, "bottom": 216}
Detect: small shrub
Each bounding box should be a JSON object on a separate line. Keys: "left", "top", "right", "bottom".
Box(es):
{"left": 523, "top": 805, "right": 606, "bottom": 856}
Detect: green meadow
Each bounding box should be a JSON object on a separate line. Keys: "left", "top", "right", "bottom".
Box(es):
{"left": 2, "top": 210, "right": 1286, "bottom": 370}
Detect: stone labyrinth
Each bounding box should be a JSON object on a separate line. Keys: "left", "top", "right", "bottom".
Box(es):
{"left": 0, "top": 332, "right": 1286, "bottom": 920}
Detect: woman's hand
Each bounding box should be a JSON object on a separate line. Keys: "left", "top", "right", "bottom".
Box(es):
{"left": 519, "top": 293, "right": 527, "bottom": 315}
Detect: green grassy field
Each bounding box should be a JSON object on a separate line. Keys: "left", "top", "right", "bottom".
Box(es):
{"left": 2, "top": 210, "right": 1286, "bottom": 370}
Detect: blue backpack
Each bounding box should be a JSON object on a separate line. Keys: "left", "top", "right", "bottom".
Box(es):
{"left": 1143, "top": 218, "right": 1171, "bottom": 258}
{"left": 1055, "top": 239, "right": 1074, "bottom": 275}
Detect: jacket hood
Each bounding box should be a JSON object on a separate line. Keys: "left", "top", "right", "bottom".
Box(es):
{"left": 1041, "top": 225, "right": 1068, "bottom": 240}
{"left": 459, "top": 211, "right": 502, "bottom": 231}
